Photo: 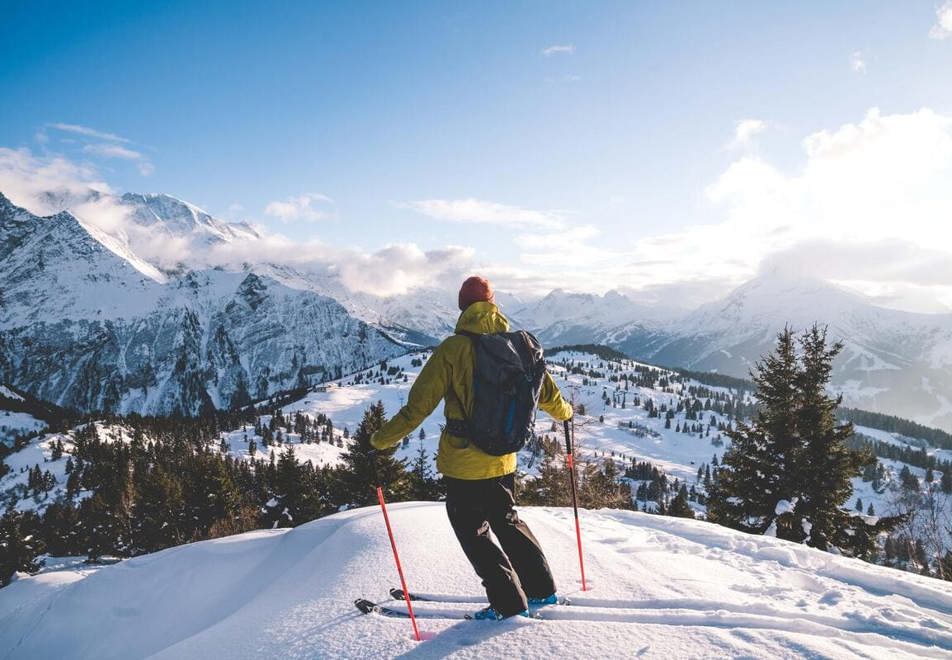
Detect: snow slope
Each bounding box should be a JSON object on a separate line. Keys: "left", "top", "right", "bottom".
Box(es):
{"left": 2, "top": 502, "right": 951, "bottom": 659}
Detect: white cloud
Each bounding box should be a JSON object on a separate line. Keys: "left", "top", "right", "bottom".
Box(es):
{"left": 82, "top": 143, "right": 154, "bottom": 177}
{"left": 542, "top": 44, "right": 575, "bottom": 56}
{"left": 83, "top": 143, "right": 143, "bottom": 160}
{"left": 488, "top": 108, "right": 952, "bottom": 307}
{"left": 851, "top": 50, "right": 866, "bottom": 73}
{"left": 631, "top": 107, "right": 952, "bottom": 309}
{"left": 48, "top": 122, "right": 131, "bottom": 143}
{"left": 0, "top": 147, "right": 111, "bottom": 214}
{"left": 930, "top": 1, "right": 952, "bottom": 39}
{"left": 264, "top": 193, "right": 333, "bottom": 222}
{"left": 337, "top": 244, "right": 474, "bottom": 297}
{"left": 728, "top": 119, "right": 767, "bottom": 149}
{"left": 0, "top": 147, "right": 470, "bottom": 297}
{"left": 401, "top": 198, "right": 564, "bottom": 229}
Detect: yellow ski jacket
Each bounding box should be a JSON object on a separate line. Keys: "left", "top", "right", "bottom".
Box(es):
{"left": 370, "top": 301, "right": 573, "bottom": 480}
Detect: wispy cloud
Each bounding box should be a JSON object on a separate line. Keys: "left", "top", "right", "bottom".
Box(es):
{"left": 264, "top": 193, "right": 333, "bottom": 222}
{"left": 82, "top": 143, "right": 154, "bottom": 176}
{"left": 851, "top": 50, "right": 867, "bottom": 73}
{"left": 50, "top": 123, "right": 153, "bottom": 175}
{"left": 542, "top": 44, "right": 575, "bottom": 56}
{"left": 0, "top": 148, "right": 471, "bottom": 297}
{"left": 48, "top": 122, "right": 131, "bottom": 143}
{"left": 728, "top": 119, "right": 767, "bottom": 149}
{"left": 400, "top": 198, "right": 565, "bottom": 229}
{"left": 83, "top": 143, "right": 143, "bottom": 160}
{"left": 930, "top": 1, "right": 952, "bottom": 39}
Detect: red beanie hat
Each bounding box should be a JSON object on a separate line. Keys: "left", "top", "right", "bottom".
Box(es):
{"left": 458, "top": 276, "right": 495, "bottom": 311}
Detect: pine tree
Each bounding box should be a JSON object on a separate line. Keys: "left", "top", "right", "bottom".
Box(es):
{"left": 132, "top": 466, "right": 186, "bottom": 554}
{"left": 333, "top": 402, "right": 409, "bottom": 507}
{"left": 708, "top": 328, "right": 799, "bottom": 533}
{"left": 795, "top": 326, "right": 875, "bottom": 551}
{"left": 941, "top": 469, "right": 952, "bottom": 494}
{"left": 668, "top": 485, "right": 695, "bottom": 519}
{"left": 521, "top": 437, "right": 572, "bottom": 506}
{"left": 708, "top": 325, "right": 896, "bottom": 557}
{"left": 262, "top": 446, "right": 325, "bottom": 528}
{"left": 0, "top": 507, "right": 45, "bottom": 586}
{"left": 408, "top": 437, "right": 441, "bottom": 501}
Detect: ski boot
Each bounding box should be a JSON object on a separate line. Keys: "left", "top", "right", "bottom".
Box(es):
{"left": 472, "top": 606, "right": 530, "bottom": 620}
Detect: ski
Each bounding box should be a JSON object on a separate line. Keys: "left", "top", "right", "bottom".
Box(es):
{"left": 355, "top": 598, "right": 476, "bottom": 620}
{"left": 390, "top": 588, "right": 572, "bottom": 607}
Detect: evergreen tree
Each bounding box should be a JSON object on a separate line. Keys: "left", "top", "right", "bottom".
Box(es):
{"left": 708, "top": 328, "right": 799, "bottom": 533}
{"left": 521, "top": 437, "right": 572, "bottom": 506}
{"left": 262, "top": 446, "right": 326, "bottom": 528}
{"left": 408, "top": 438, "right": 441, "bottom": 501}
{"left": 0, "top": 507, "right": 45, "bottom": 586}
{"left": 333, "top": 402, "right": 409, "bottom": 507}
{"left": 941, "top": 469, "right": 952, "bottom": 494}
{"left": 795, "top": 326, "right": 876, "bottom": 552}
{"left": 708, "top": 325, "right": 896, "bottom": 557}
{"left": 668, "top": 485, "right": 695, "bottom": 519}
{"left": 132, "top": 466, "right": 186, "bottom": 553}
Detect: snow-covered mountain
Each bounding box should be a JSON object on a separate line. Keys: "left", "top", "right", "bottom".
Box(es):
{"left": 119, "top": 192, "right": 260, "bottom": 247}
{"left": 513, "top": 289, "right": 663, "bottom": 346}
{"left": 2, "top": 502, "right": 951, "bottom": 659}
{"left": 603, "top": 274, "right": 952, "bottom": 432}
{"left": 0, "top": 194, "right": 405, "bottom": 415}
{"left": 4, "top": 184, "right": 952, "bottom": 429}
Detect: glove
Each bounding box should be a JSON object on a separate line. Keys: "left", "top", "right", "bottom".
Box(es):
{"left": 369, "top": 432, "right": 389, "bottom": 451}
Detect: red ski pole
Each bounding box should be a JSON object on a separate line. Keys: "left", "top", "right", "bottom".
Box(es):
{"left": 376, "top": 485, "right": 421, "bottom": 641}
{"left": 564, "top": 419, "right": 588, "bottom": 591}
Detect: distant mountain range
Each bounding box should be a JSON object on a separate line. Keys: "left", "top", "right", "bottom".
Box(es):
{"left": 2, "top": 188, "right": 951, "bottom": 430}
{"left": 521, "top": 276, "right": 952, "bottom": 432}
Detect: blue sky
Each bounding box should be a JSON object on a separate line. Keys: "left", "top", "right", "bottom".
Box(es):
{"left": 2, "top": 1, "right": 952, "bottom": 308}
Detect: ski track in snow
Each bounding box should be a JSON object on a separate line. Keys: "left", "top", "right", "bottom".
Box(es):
{"left": 2, "top": 503, "right": 951, "bottom": 659}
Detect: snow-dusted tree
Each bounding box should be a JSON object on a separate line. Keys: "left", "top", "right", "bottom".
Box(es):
{"left": 0, "top": 507, "right": 45, "bottom": 586}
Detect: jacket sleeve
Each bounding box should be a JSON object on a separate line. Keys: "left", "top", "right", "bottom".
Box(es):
{"left": 538, "top": 370, "right": 573, "bottom": 421}
{"left": 371, "top": 346, "right": 451, "bottom": 450}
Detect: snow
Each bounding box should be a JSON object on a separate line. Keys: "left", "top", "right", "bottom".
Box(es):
{"left": 1, "top": 503, "right": 950, "bottom": 659}
{"left": 0, "top": 410, "right": 46, "bottom": 445}
{"left": 774, "top": 499, "right": 798, "bottom": 515}
{"left": 0, "top": 385, "right": 24, "bottom": 401}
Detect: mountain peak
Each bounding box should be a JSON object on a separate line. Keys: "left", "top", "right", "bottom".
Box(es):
{"left": 120, "top": 191, "right": 258, "bottom": 244}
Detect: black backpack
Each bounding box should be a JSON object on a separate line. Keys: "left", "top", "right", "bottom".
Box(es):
{"left": 445, "top": 330, "right": 547, "bottom": 456}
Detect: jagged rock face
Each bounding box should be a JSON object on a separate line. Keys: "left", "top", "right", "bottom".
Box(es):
{"left": 0, "top": 195, "right": 404, "bottom": 415}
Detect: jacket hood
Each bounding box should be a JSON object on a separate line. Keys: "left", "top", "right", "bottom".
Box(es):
{"left": 455, "top": 301, "right": 510, "bottom": 334}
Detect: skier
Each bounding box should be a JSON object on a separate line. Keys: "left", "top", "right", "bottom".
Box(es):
{"left": 371, "top": 275, "right": 574, "bottom": 620}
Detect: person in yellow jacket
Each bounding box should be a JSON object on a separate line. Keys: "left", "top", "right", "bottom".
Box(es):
{"left": 371, "top": 275, "right": 573, "bottom": 620}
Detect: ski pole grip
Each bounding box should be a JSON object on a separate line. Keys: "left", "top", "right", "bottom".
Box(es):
{"left": 564, "top": 420, "right": 573, "bottom": 454}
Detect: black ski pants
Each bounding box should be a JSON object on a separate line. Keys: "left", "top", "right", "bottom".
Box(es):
{"left": 445, "top": 472, "right": 556, "bottom": 617}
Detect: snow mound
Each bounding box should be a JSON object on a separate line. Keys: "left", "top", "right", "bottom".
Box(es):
{"left": 2, "top": 504, "right": 951, "bottom": 659}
